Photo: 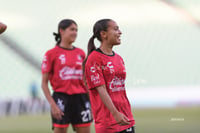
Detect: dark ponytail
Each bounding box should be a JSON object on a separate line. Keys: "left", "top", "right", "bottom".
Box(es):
{"left": 53, "top": 32, "right": 61, "bottom": 45}
{"left": 82, "top": 35, "right": 96, "bottom": 84}
{"left": 86, "top": 19, "right": 112, "bottom": 57}
{"left": 87, "top": 35, "right": 96, "bottom": 56}
{"left": 53, "top": 19, "right": 77, "bottom": 45}
{"left": 82, "top": 19, "right": 112, "bottom": 84}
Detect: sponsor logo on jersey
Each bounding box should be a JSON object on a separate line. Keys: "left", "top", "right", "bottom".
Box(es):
{"left": 76, "top": 61, "right": 82, "bottom": 65}
{"left": 90, "top": 67, "right": 96, "bottom": 73}
{"left": 59, "top": 54, "right": 66, "bottom": 64}
{"left": 42, "top": 63, "right": 47, "bottom": 70}
{"left": 91, "top": 74, "right": 100, "bottom": 84}
{"left": 90, "top": 64, "right": 101, "bottom": 73}
{"left": 107, "top": 62, "right": 115, "bottom": 73}
{"left": 109, "top": 76, "right": 125, "bottom": 92}
{"left": 59, "top": 66, "right": 82, "bottom": 80}
{"left": 43, "top": 55, "right": 47, "bottom": 62}
{"left": 42, "top": 56, "right": 47, "bottom": 70}
{"left": 85, "top": 102, "right": 91, "bottom": 109}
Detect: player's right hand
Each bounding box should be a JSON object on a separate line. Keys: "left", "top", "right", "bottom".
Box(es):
{"left": 113, "top": 111, "right": 130, "bottom": 126}
{"left": 51, "top": 104, "right": 64, "bottom": 120}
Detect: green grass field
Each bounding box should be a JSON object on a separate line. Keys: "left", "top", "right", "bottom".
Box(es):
{"left": 0, "top": 107, "right": 199, "bottom": 133}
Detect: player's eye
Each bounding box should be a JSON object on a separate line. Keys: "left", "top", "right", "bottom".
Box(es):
{"left": 114, "top": 26, "right": 119, "bottom": 31}
{"left": 70, "top": 27, "right": 78, "bottom": 32}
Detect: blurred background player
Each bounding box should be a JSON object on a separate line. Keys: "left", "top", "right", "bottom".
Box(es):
{"left": 0, "top": 22, "right": 7, "bottom": 34}
{"left": 41, "top": 19, "right": 92, "bottom": 133}
{"left": 84, "top": 19, "right": 135, "bottom": 133}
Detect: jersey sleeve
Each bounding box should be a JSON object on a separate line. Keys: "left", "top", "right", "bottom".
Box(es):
{"left": 120, "top": 56, "right": 125, "bottom": 65}
{"left": 41, "top": 51, "right": 54, "bottom": 73}
{"left": 85, "top": 56, "right": 105, "bottom": 89}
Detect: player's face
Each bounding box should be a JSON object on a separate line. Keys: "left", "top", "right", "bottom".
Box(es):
{"left": 62, "top": 23, "right": 78, "bottom": 43}
{"left": 106, "top": 21, "right": 122, "bottom": 45}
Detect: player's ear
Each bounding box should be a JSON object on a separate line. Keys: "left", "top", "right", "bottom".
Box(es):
{"left": 100, "top": 30, "right": 107, "bottom": 40}
{"left": 59, "top": 28, "right": 64, "bottom": 35}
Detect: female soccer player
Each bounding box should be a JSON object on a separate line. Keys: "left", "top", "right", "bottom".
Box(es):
{"left": 84, "top": 19, "right": 135, "bottom": 133}
{"left": 41, "top": 19, "right": 92, "bottom": 133}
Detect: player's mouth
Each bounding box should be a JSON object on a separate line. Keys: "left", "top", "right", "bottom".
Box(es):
{"left": 117, "top": 35, "right": 121, "bottom": 41}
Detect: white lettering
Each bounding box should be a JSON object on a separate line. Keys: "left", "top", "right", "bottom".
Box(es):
{"left": 59, "top": 66, "right": 82, "bottom": 80}
{"left": 109, "top": 77, "right": 125, "bottom": 92}
{"left": 91, "top": 74, "right": 100, "bottom": 84}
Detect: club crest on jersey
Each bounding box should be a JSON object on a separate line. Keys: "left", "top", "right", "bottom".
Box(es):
{"left": 76, "top": 55, "right": 82, "bottom": 65}
{"left": 59, "top": 54, "right": 66, "bottom": 64}
{"left": 77, "top": 55, "right": 82, "bottom": 60}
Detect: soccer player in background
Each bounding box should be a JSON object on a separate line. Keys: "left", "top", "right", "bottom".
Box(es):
{"left": 41, "top": 19, "right": 92, "bottom": 133}
{"left": 83, "top": 19, "right": 135, "bottom": 133}
{"left": 0, "top": 22, "right": 7, "bottom": 34}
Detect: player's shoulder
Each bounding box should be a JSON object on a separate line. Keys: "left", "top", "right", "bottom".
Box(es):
{"left": 88, "top": 50, "right": 101, "bottom": 60}
{"left": 74, "top": 47, "right": 85, "bottom": 54}
{"left": 74, "top": 47, "right": 84, "bottom": 52}
{"left": 114, "top": 52, "right": 123, "bottom": 60}
{"left": 44, "top": 46, "right": 58, "bottom": 56}
{"left": 86, "top": 50, "right": 103, "bottom": 66}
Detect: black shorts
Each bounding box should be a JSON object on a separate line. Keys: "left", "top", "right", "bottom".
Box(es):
{"left": 51, "top": 92, "right": 93, "bottom": 129}
{"left": 116, "top": 126, "right": 135, "bottom": 133}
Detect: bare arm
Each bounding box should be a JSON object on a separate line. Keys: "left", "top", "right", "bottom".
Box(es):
{"left": 41, "top": 73, "right": 64, "bottom": 120}
{"left": 96, "top": 85, "right": 130, "bottom": 125}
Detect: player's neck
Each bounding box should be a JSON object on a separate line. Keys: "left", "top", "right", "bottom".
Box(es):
{"left": 100, "top": 43, "right": 113, "bottom": 55}
{"left": 59, "top": 41, "right": 73, "bottom": 49}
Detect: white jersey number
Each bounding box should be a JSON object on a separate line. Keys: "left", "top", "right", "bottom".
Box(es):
{"left": 81, "top": 109, "right": 92, "bottom": 122}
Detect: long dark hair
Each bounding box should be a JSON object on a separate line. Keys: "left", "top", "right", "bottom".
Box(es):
{"left": 87, "top": 19, "right": 112, "bottom": 56}
{"left": 82, "top": 19, "right": 112, "bottom": 81}
{"left": 53, "top": 19, "right": 77, "bottom": 45}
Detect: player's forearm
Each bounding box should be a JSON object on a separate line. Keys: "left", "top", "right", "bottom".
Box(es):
{"left": 41, "top": 73, "right": 56, "bottom": 106}
{"left": 96, "top": 85, "right": 119, "bottom": 115}
{"left": 41, "top": 83, "right": 56, "bottom": 106}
